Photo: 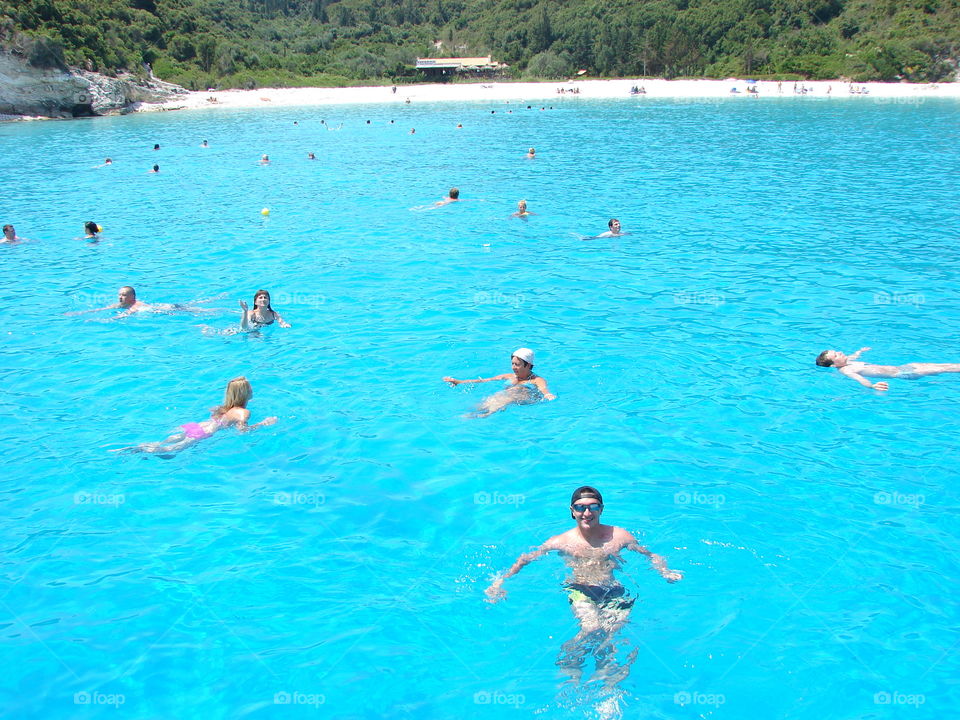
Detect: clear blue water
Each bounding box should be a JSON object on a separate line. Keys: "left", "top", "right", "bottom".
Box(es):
{"left": 2, "top": 95, "right": 960, "bottom": 719}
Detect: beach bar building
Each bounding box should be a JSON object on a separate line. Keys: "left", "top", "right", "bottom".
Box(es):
{"left": 414, "top": 56, "right": 508, "bottom": 80}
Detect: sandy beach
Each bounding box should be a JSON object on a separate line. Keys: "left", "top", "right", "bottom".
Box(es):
{"left": 153, "top": 77, "right": 960, "bottom": 113}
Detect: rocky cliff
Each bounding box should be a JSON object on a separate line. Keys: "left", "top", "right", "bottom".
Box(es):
{"left": 0, "top": 34, "right": 187, "bottom": 120}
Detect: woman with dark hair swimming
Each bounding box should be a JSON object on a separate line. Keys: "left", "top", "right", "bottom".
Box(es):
{"left": 240, "top": 289, "right": 290, "bottom": 331}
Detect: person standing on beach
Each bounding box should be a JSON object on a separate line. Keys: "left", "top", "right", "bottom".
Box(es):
{"left": 816, "top": 347, "right": 960, "bottom": 391}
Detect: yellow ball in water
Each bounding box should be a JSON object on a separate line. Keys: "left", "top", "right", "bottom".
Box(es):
{"left": 260, "top": 208, "right": 270, "bottom": 216}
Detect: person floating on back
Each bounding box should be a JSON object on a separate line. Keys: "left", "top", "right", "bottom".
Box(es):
{"left": 113, "top": 376, "right": 276, "bottom": 456}
{"left": 816, "top": 347, "right": 960, "bottom": 391}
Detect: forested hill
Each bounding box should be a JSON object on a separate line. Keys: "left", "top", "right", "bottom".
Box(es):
{"left": 1, "top": 0, "right": 957, "bottom": 90}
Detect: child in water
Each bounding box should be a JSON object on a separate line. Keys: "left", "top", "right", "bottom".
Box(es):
{"left": 114, "top": 377, "right": 276, "bottom": 455}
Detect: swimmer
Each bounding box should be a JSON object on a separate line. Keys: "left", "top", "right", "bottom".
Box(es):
{"left": 239, "top": 289, "right": 290, "bottom": 330}
{"left": 2, "top": 224, "right": 24, "bottom": 243}
{"left": 69, "top": 286, "right": 216, "bottom": 317}
{"left": 84, "top": 221, "right": 101, "bottom": 240}
{"left": 410, "top": 127, "right": 416, "bottom": 134}
{"left": 201, "top": 140, "right": 209, "bottom": 147}
{"left": 149, "top": 164, "right": 159, "bottom": 173}
{"left": 95, "top": 158, "right": 113, "bottom": 168}
{"left": 443, "top": 347, "right": 555, "bottom": 417}
{"left": 113, "top": 376, "right": 276, "bottom": 456}
{"left": 259, "top": 154, "right": 270, "bottom": 164}
{"left": 153, "top": 144, "right": 160, "bottom": 150}
{"left": 511, "top": 200, "right": 533, "bottom": 218}
{"left": 593, "top": 218, "right": 625, "bottom": 238}
{"left": 816, "top": 347, "right": 960, "bottom": 391}
{"left": 434, "top": 187, "right": 460, "bottom": 207}
{"left": 485, "top": 486, "right": 681, "bottom": 684}
{"left": 307, "top": 152, "right": 316, "bottom": 160}
{"left": 526, "top": 147, "right": 536, "bottom": 159}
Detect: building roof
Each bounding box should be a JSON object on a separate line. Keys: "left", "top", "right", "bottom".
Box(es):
{"left": 415, "top": 56, "right": 503, "bottom": 70}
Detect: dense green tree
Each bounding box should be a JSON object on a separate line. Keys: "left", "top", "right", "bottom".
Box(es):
{"left": 1, "top": 0, "right": 956, "bottom": 87}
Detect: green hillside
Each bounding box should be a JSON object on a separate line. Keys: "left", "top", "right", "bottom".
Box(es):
{"left": 1, "top": 0, "right": 957, "bottom": 89}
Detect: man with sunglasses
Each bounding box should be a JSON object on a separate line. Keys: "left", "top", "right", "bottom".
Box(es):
{"left": 485, "top": 486, "right": 681, "bottom": 686}
{"left": 485, "top": 485, "right": 681, "bottom": 607}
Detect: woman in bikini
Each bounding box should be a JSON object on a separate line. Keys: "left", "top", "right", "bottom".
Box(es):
{"left": 240, "top": 289, "right": 290, "bottom": 331}
{"left": 114, "top": 377, "right": 276, "bottom": 455}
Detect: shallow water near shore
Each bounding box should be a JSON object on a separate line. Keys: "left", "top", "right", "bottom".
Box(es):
{"left": 2, "top": 97, "right": 960, "bottom": 719}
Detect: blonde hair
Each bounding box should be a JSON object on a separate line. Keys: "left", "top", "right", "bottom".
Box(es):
{"left": 214, "top": 376, "right": 252, "bottom": 415}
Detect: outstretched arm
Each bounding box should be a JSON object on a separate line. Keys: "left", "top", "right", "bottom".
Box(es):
{"left": 485, "top": 542, "right": 555, "bottom": 603}
{"left": 626, "top": 536, "right": 682, "bottom": 582}
{"left": 444, "top": 373, "right": 511, "bottom": 387}
{"left": 847, "top": 346, "right": 871, "bottom": 361}
{"left": 231, "top": 408, "right": 278, "bottom": 432}
{"left": 239, "top": 300, "right": 252, "bottom": 331}
{"left": 274, "top": 312, "right": 291, "bottom": 329}
{"left": 839, "top": 367, "right": 888, "bottom": 391}
{"left": 533, "top": 376, "right": 556, "bottom": 401}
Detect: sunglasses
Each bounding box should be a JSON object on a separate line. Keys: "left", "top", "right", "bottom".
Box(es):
{"left": 571, "top": 503, "right": 602, "bottom": 514}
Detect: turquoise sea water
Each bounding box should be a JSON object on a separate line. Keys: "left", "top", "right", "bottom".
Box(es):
{"left": 2, "top": 95, "right": 960, "bottom": 719}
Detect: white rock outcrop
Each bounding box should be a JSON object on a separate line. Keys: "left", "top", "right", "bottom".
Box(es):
{"left": 0, "top": 47, "right": 187, "bottom": 119}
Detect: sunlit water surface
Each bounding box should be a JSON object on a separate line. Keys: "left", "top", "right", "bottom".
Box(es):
{"left": 2, "top": 95, "right": 960, "bottom": 719}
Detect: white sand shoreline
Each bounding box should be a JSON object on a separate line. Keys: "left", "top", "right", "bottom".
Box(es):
{"left": 151, "top": 78, "right": 960, "bottom": 114}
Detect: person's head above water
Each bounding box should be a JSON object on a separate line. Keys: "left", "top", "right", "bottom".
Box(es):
{"left": 117, "top": 286, "right": 136, "bottom": 307}
{"left": 517, "top": 200, "right": 527, "bottom": 212}
{"left": 449, "top": 187, "right": 459, "bottom": 199}
{"left": 3, "top": 224, "right": 15, "bottom": 239}
{"left": 153, "top": 144, "right": 160, "bottom": 150}
{"left": 152, "top": 164, "right": 159, "bottom": 172}
{"left": 511, "top": 347, "right": 535, "bottom": 378}
{"left": 223, "top": 376, "right": 253, "bottom": 409}
{"left": 816, "top": 350, "right": 844, "bottom": 367}
{"left": 608, "top": 218, "right": 621, "bottom": 231}
{"left": 527, "top": 147, "right": 535, "bottom": 155}
{"left": 85, "top": 221, "right": 100, "bottom": 236}
{"left": 570, "top": 485, "right": 604, "bottom": 520}
{"left": 105, "top": 158, "right": 112, "bottom": 164}
{"left": 253, "top": 289, "right": 272, "bottom": 310}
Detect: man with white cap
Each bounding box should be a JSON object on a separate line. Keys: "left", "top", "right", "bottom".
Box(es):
{"left": 443, "top": 347, "right": 555, "bottom": 417}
